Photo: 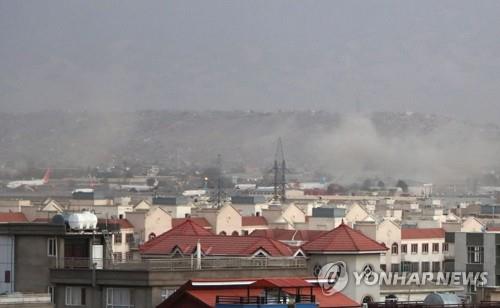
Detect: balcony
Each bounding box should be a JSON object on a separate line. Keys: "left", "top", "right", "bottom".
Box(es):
{"left": 215, "top": 295, "right": 317, "bottom": 308}
{"left": 50, "top": 256, "right": 307, "bottom": 271}
{"left": 0, "top": 293, "right": 52, "bottom": 307}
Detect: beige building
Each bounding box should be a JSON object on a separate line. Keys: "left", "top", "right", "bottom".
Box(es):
{"left": 194, "top": 204, "right": 242, "bottom": 235}
{"left": 126, "top": 206, "right": 172, "bottom": 243}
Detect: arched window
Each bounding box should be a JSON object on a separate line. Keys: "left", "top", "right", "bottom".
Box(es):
{"left": 391, "top": 243, "right": 399, "bottom": 255}
{"left": 362, "top": 296, "right": 373, "bottom": 303}
{"left": 231, "top": 231, "right": 239, "bottom": 236}
{"left": 219, "top": 231, "right": 227, "bottom": 236}
{"left": 148, "top": 233, "right": 156, "bottom": 241}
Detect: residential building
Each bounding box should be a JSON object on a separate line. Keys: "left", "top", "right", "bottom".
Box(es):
{"left": 157, "top": 278, "right": 358, "bottom": 308}
{"left": 125, "top": 206, "right": 172, "bottom": 243}
{"left": 193, "top": 204, "right": 242, "bottom": 235}
{"left": 302, "top": 222, "right": 388, "bottom": 303}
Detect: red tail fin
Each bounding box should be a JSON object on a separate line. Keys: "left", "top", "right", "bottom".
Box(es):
{"left": 43, "top": 168, "right": 51, "bottom": 183}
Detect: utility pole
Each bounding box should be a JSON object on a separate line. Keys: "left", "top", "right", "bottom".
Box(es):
{"left": 216, "top": 154, "right": 223, "bottom": 208}
{"left": 272, "top": 138, "right": 287, "bottom": 203}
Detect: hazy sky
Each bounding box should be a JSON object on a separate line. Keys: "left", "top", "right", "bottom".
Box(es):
{"left": 1, "top": 1, "right": 499, "bottom": 122}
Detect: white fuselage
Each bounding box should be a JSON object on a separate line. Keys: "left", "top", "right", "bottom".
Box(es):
{"left": 182, "top": 190, "right": 207, "bottom": 197}
{"left": 120, "top": 184, "right": 156, "bottom": 192}
{"left": 119, "top": 179, "right": 158, "bottom": 192}
{"left": 6, "top": 179, "right": 45, "bottom": 189}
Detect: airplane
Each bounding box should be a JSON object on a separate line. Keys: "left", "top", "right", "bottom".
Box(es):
{"left": 119, "top": 178, "right": 159, "bottom": 192}
{"left": 6, "top": 168, "right": 51, "bottom": 189}
{"left": 182, "top": 189, "right": 207, "bottom": 197}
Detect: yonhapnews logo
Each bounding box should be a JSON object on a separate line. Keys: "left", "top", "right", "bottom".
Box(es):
{"left": 317, "top": 261, "right": 349, "bottom": 295}
{"left": 317, "top": 262, "right": 488, "bottom": 295}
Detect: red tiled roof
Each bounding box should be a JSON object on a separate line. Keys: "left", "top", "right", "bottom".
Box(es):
{"left": 0, "top": 212, "right": 28, "bottom": 223}
{"left": 288, "top": 287, "right": 359, "bottom": 307}
{"left": 252, "top": 278, "right": 312, "bottom": 288}
{"left": 242, "top": 216, "right": 268, "bottom": 226}
{"left": 487, "top": 226, "right": 500, "bottom": 232}
{"left": 401, "top": 228, "right": 445, "bottom": 239}
{"left": 302, "top": 222, "right": 387, "bottom": 253}
{"left": 140, "top": 234, "right": 294, "bottom": 257}
{"left": 173, "top": 217, "right": 212, "bottom": 229}
{"left": 158, "top": 278, "right": 358, "bottom": 308}
{"left": 165, "top": 219, "right": 214, "bottom": 236}
{"left": 250, "top": 229, "right": 326, "bottom": 242}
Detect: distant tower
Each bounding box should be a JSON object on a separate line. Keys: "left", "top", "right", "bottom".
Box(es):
{"left": 216, "top": 154, "right": 223, "bottom": 207}
{"left": 273, "top": 138, "right": 287, "bottom": 203}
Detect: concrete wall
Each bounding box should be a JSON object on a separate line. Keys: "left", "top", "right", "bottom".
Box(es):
{"left": 126, "top": 207, "right": 172, "bottom": 242}
{"left": 53, "top": 285, "right": 151, "bottom": 308}
{"left": 15, "top": 235, "right": 56, "bottom": 293}
{"left": 158, "top": 205, "right": 191, "bottom": 218}
{"left": 0, "top": 235, "right": 14, "bottom": 293}
{"left": 282, "top": 204, "right": 306, "bottom": 225}
{"left": 215, "top": 205, "right": 242, "bottom": 235}
{"left": 484, "top": 233, "right": 496, "bottom": 287}
{"left": 376, "top": 220, "right": 401, "bottom": 272}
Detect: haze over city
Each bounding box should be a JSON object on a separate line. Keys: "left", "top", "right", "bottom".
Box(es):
{"left": 1, "top": 1, "right": 500, "bottom": 123}
{"left": 3, "top": 2, "right": 500, "bottom": 308}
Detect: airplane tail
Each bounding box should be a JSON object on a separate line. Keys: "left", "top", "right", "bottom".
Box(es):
{"left": 152, "top": 178, "right": 159, "bottom": 188}
{"left": 42, "top": 168, "right": 51, "bottom": 184}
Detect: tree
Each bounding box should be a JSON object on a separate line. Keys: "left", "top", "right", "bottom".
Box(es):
{"left": 396, "top": 180, "right": 409, "bottom": 193}
{"left": 377, "top": 180, "right": 385, "bottom": 189}
{"left": 361, "top": 179, "right": 373, "bottom": 191}
{"left": 327, "top": 183, "right": 346, "bottom": 195}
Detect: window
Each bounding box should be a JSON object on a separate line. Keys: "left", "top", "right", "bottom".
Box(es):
{"left": 106, "top": 288, "right": 133, "bottom": 308}
{"left": 65, "top": 287, "right": 86, "bottom": 306}
{"left": 422, "top": 262, "right": 430, "bottom": 272}
{"left": 433, "top": 243, "right": 440, "bottom": 253}
{"left": 113, "top": 253, "right": 123, "bottom": 262}
{"left": 432, "top": 261, "right": 441, "bottom": 272}
{"left": 148, "top": 233, "right": 156, "bottom": 241}
{"left": 114, "top": 233, "right": 123, "bottom": 244}
{"left": 125, "top": 234, "right": 134, "bottom": 244}
{"left": 411, "top": 244, "right": 418, "bottom": 254}
{"left": 380, "top": 264, "right": 386, "bottom": 272}
{"left": 422, "top": 243, "right": 429, "bottom": 254}
{"left": 125, "top": 252, "right": 134, "bottom": 261}
{"left": 4, "top": 271, "right": 10, "bottom": 283}
{"left": 391, "top": 263, "right": 399, "bottom": 273}
{"left": 48, "top": 286, "right": 55, "bottom": 303}
{"left": 253, "top": 249, "right": 269, "bottom": 258}
{"left": 443, "top": 243, "right": 449, "bottom": 252}
{"left": 391, "top": 243, "right": 399, "bottom": 255}
{"left": 48, "top": 238, "right": 57, "bottom": 257}
{"left": 401, "top": 261, "right": 411, "bottom": 273}
{"left": 401, "top": 244, "right": 407, "bottom": 254}
{"left": 410, "top": 262, "right": 419, "bottom": 273}
{"left": 468, "top": 246, "right": 484, "bottom": 264}
{"left": 160, "top": 288, "right": 176, "bottom": 301}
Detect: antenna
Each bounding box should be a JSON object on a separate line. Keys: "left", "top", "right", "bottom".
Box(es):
{"left": 216, "top": 154, "right": 223, "bottom": 208}
{"left": 272, "top": 138, "right": 287, "bottom": 203}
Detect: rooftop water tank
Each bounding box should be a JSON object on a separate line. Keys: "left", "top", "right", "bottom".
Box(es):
{"left": 423, "top": 293, "right": 461, "bottom": 305}
{"left": 51, "top": 213, "right": 66, "bottom": 225}
{"left": 67, "top": 211, "right": 98, "bottom": 231}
